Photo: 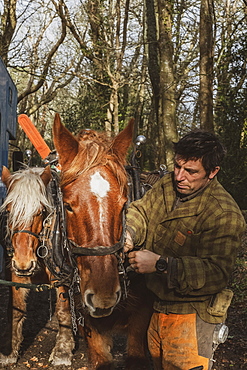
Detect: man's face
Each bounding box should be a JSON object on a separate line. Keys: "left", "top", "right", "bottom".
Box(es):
{"left": 174, "top": 156, "right": 218, "bottom": 196}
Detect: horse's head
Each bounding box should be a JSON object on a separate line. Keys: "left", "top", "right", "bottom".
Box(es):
{"left": 0, "top": 166, "right": 52, "bottom": 276}
{"left": 53, "top": 114, "right": 134, "bottom": 318}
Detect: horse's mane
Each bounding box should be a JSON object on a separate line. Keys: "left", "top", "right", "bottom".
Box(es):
{"left": 61, "top": 129, "right": 128, "bottom": 195}
{"left": 0, "top": 167, "right": 53, "bottom": 232}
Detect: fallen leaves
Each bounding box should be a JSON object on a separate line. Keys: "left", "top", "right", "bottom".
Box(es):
{"left": 23, "top": 358, "right": 49, "bottom": 368}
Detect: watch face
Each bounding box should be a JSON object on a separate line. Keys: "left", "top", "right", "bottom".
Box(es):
{"left": 156, "top": 257, "right": 167, "bottom": 272}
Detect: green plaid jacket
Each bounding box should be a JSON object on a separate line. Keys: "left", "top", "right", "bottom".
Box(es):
{"left": 126, "top": 173, "right": 246, "bottom": 323}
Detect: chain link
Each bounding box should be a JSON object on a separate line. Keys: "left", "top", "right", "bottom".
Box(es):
{"left": 68, "top": 268, "right": 81, "bottom": 335}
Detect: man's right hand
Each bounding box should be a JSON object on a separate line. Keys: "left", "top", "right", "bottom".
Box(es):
{"left": 124, "top": 230, "right": 134, "bottom": 253}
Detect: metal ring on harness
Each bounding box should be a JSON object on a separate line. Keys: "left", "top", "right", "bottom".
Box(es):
{"left": 59, "top": 291, "right": 68, "bottom": 302}
{"left": 37, "top": 244, "right": 49, "bottom": 258}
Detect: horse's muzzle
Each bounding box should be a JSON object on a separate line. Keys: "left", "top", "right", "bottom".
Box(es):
{"left": 12, "top": 260, "right": 36, "bottom": 276}
{"left": 84, "top": 288, "right": 122, "bottom": 318}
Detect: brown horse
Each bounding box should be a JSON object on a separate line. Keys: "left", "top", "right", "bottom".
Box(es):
{"left": 0, "top": 166, "right": 74, "bottom": 366}
{"left": 53, "top": 114, "right": 154, "bottom": 370}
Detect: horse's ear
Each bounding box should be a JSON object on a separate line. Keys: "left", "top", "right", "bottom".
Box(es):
{"left": 53, "top": 113, "right": 79, "bottom": 170}
{"left": 111, "top": 118, "right": 135, "bottom": 160}
{"left": 1, "top": 166, "right": 12, "bottom": 188}
{"left": 41, "top": 166, "right": 52, "bottom": 186}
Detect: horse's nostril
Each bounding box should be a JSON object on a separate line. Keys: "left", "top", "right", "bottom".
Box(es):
{"left": 85, "top": 293, "right": 94, "bottom": 309}
{"left": 116, "top": 289, "right": 121, "bottom": 304}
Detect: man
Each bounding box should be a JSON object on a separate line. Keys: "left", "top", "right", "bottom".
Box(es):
{"left": 125, "top": 130, "right": 246, "bottom": 370}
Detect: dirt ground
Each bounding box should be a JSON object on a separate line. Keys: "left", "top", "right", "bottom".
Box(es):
{"left": 0, "top": 286, "right": 246, "bottom": 370}
{"left": 0, "top": 233, "right": 246, "bottom": 370}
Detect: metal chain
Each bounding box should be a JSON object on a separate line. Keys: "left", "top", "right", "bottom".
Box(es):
{"left": 117, "top": 254, "right": 128, "bottom": 300}
{"left": 68, "top": 268, "right": 81, "bottom": 335}
{"left": 49, "top": 289, "right": 53, "bottom": 321}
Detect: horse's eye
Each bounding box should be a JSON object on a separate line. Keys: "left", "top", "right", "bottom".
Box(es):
{"left": 38, "top": 209, "right": 45, "bottom": 216}
{"left": 64, "top": 203, "right": 73, "bottom": 212}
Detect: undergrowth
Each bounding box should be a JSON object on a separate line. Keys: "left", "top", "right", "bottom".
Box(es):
{"left": 228, "top": 222, "right": 247, "bottom": 307}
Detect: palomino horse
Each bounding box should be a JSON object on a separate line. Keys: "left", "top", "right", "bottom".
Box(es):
{"left": 0, "top": 166, "right": 74, "bottom": 365}
{"left": 53, "top": 114, "right": 154, "bottom": 369}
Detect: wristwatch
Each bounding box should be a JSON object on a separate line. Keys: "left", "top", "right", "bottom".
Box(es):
{"left": 155, "top": 256, "right": 168, "bottom": 273}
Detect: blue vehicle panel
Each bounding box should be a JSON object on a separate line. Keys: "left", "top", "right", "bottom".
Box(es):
{"left": 0, "top": 57, "right": 17, "bottom": 273}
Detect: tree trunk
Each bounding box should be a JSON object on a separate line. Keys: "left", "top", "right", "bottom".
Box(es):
{"left": 0, "top": 0, "right": 17, "bottom": 64}
{"left": 199, "top": 0, "right": 214, "bottom": 131}
{"left": 158, "top": 0, "right": 178, "bottom": 170}
{"left": 146, "top": 0, "right": 160, "bottom": 120}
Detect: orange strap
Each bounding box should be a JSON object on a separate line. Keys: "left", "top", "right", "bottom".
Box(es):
{"left": 18, "top": 114, "right": 51, "bottom": 159}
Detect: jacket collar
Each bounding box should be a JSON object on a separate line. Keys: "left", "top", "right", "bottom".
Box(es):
{"left": 161, "top": 172, "right": 218, "bottom": 220}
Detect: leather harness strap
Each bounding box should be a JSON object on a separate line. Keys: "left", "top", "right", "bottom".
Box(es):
{"left": 13, "top": 229, "right": 40, "bottom": 239}
{"left": 70, "top": 240, "right": 124, "bottom": 256}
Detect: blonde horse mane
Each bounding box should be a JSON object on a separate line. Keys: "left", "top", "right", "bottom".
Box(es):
{"left": 0, "top": 167, "right": 53, "bottom": 233}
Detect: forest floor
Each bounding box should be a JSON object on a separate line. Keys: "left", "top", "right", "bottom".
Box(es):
{"left": 0, "top": 229, "right": 246, "bottom": 370}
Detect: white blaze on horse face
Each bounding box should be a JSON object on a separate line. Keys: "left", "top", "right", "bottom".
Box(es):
{"left": 90, "top": 172, "right": 110, "bottom": 198}
{"left": 90, "top": 172, "right": 110, "bottom": 224}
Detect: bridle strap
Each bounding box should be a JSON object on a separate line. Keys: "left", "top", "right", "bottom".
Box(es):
{"left": 13, "top": 229, "right": 40, "bottom": 239}
{"left": 68, "top": 205, "right": 129, "bottom": 304}
{"left": 68, "top": 205, "right": 126, "bottom": 257}
{"left": 70, "top": 240, "right": 123, "bottom": 256}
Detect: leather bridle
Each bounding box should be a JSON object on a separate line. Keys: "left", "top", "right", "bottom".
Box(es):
{"left": 68, "top": 206, "right": 126, "bottom": 257}
{"left": 68, "top": 206, "right": 128, "bottom": 300}
{"left": 13, "top": 229, "right": 40, "bottom": 239}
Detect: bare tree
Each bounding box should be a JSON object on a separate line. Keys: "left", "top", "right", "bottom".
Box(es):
{"left": 2, "top": 0, "right": 247, "bottom": 177}
{"left": 199, "top": 0, "right": 214, "bottom": 131}
{"left": 52, "top": 0, "right": 144, "bottom": 134}
{"left": 145, "top": 0, "right": 178, "bottom": 169}
{"left": 158, "top": 0, "right": 178, "bottom": 169}
{"left": 1, "top": 0, "right": 83, "bottom": 119}
{"left": 0, "top": 0, "right": 17, "bottom": 64}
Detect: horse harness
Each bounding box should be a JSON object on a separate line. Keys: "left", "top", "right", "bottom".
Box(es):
{"left": 68, "top": 205, "right": 129, "bottom": 300}
{"left": 0, "top": 167, "right": 129, "bottom": 333}
{"left": 42, "top": 169, "right": 129, "bottom": 333}
{"left": 0, "top": 209, "right": 44, "bottom": 260}
{"left": 0, "top": 160, "right": 166, "bottom": 334}
{"left": 37, "top": 170, "right": 78, "bottom": 288}
{"left": 0, "top": 164, "right": 166, "bottom": 287}
{"left": 66, "top": 164, "right": 168, "bottom": 300}
{"left": 0, "top": 170, "right": 77, "bottom": 289}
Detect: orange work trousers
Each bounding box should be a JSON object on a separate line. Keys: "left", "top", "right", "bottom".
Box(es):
{"left": 148, "top": 312, "right": 210, "bottom": 370}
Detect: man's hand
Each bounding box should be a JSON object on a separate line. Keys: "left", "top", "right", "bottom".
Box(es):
{"left": 128, "top": 250, "right": 160, "bottom": 274}
{"left": 124, "top": 230, "right": 134, "bottom": 253}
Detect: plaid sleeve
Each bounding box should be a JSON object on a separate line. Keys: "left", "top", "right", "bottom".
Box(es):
{"left": 126, "top": 193, "right": 152, "bottom": 246}
{"left": 126, "top": 180, "right": 164, "bottom": 246}
{"left": 172, "top": 210, "right": 246, "bottom": 296}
